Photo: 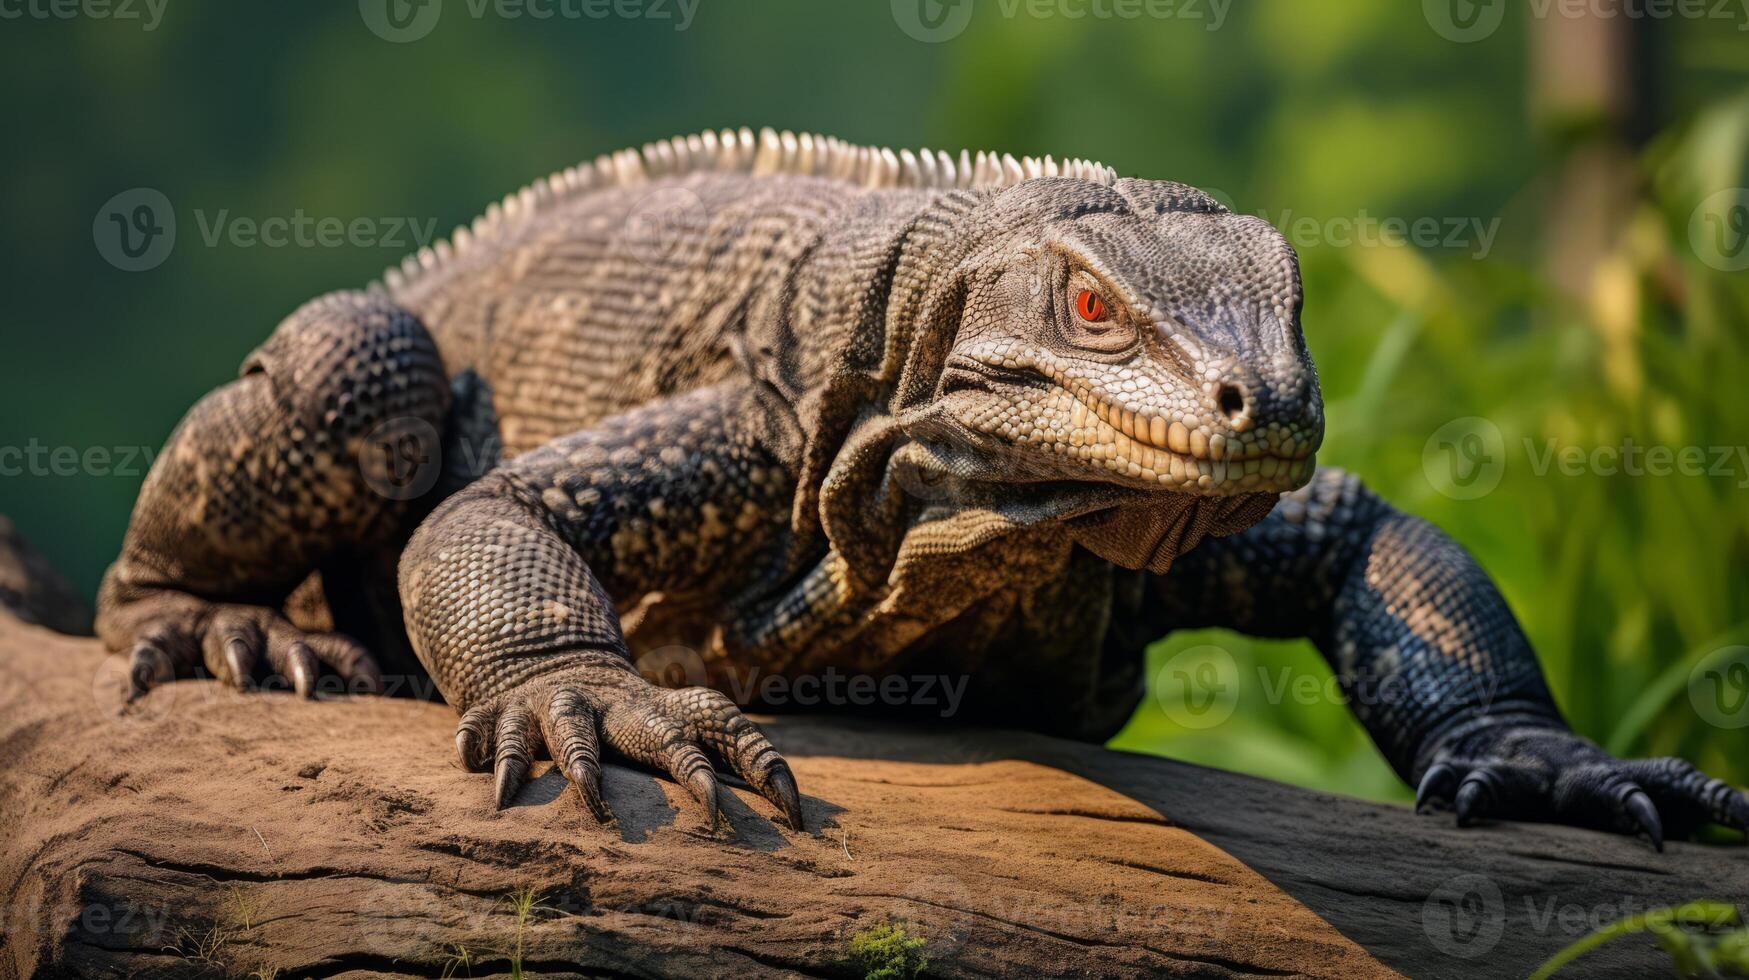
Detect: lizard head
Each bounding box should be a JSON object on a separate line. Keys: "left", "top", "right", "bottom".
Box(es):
{"left": 883, "top": 176, "right": 1324, "bottom": 570}
{"left": 924, "top": 176, "right": 1322, "bottom": 501}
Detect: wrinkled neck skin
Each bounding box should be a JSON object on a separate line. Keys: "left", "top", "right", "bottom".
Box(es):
{"left": 1065, "top": 487, "right": 1277, "bottom": 572}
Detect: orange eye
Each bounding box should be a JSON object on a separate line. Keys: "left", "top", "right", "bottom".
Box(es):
{"left": 1075, "top": 289, "right": 1108, "bottom": 323}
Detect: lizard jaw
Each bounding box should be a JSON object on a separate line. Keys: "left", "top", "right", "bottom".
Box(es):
{"left": 940, "top": 357, "right": 1317, "bottom": 496}
{"left": 1061, "top": 399, "right": 1316, "bottom": 494}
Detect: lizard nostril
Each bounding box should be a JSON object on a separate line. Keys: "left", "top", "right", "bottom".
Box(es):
{"left": 1217, "top": 383, "right": 1247, "bottom": 420}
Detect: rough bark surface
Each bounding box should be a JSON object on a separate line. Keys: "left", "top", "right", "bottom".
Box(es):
{"left": 0, "top": 533, "right": 1744, "bottom": 979}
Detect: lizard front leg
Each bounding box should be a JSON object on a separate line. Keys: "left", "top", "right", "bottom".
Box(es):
{"left": 1157, "top": 467, "right": 1748, "bottom": 849}
{"left": 398, "top": 383, "right": 804, "bottom": 830}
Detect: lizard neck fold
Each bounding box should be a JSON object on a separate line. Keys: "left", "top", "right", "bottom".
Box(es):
{"left": 771, "top": 190, "right": 986, "bottom": 569}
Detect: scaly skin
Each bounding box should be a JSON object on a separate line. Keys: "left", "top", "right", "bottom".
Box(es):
{"left": 98, "top": 128, "right": 1746, "bottom": 847}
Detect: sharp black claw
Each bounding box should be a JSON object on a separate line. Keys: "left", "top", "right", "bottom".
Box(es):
{"left": 288, "top": 641, "right": 317, "bottom": 698}
{"left": 494, "top": 763, "right": 525, "bottom": 810}
{"left": 566, "top": 760, "right": 613, "bottom": 824}
{"left": 578, "top": 781, "right": 614, "bottom": 825}
{"left": 127, "top": 663, "right": 153, "bottom": 702}
{"left": 1623, "top": 789, "right": 1664, "bottom": 852}
{"left": 493, "top": 709, "right": 531, "bottom": 810}
{"left": 1415, "top": 762, "right": 1458, "bottom": 813}
{"left": 224, "top": 637, "right": 252, "bottom": 690}
{"left": 127, "top": 643, "right": 168, "bottom": 701}
{"left": 1454, "top": 775, "right": 1491, "bottom": 827}
{"left": 687, "top": 768, "right": 719, "bottom": 831}
{"left": 767, "top": 765, "right": 805, "bottom": 831}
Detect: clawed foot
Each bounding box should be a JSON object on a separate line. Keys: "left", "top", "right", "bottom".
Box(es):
{"left": 111, "top": 597, "right": 381, "bottom": 701}
{"left": 1414, "top": 721, "right": 1749, "bottom": 850}
{"left": 455, "top": 672, "right": 805, "bottom": 833}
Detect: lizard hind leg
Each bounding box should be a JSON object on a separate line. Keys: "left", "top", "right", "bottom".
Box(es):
{"left": 96, "top": 290, "right": 450, "bottom": 699}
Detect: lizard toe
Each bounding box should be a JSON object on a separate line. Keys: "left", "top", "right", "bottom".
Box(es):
{"left": 300, "top": 631, "right": 382, "bottom": 694}
{"left": 542, "top": 687, "right": 612, "bottom": 824}
{"left": 1414, "top": 761, "right": 1460, "bottom": 814}
{"left": 455, "top": 701, "right": 498, "bottom": 772}
{"left": 1618, "top": 757, "right": 1748, "bottom": 840}
{"left": 603, "top": 697, "right": 721, "bottom": 831}
{"left": 201, "top": 610, "right": 265, "bottom": 691}
{"left": 126, "top": 637, "right": 178, "bottom": 701}
{"left": 1453, "top": 771, "right": 1495, "bottom": 827}
{"left": 1552, "top": 766, "right": 1664, "bottom": 850}
{"left": 493, "top": 703, "right": 536, "bottom": 809}
{"left": 665, "top": 687, "right": 805, "bottom": 831}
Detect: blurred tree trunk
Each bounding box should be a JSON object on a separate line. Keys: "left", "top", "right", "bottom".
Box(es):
{"left": 1533, "top": 7, "right": 1640, "bottom": 296}
{"left": 1532, "top": 10, "right": 1656, "bottom": 391}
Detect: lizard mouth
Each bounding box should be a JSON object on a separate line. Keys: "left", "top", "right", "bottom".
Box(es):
{"left": 941, "top": 358, "right": 1316, "bottom": 495}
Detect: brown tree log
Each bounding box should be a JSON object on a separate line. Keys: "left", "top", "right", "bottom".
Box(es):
{"left": 0, "top": 528, "right": 1742, "bottom": 979}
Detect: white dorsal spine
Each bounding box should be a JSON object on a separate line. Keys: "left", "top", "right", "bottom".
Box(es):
{"left": 379, "top": 127, "right": 1119, "bottom": 292}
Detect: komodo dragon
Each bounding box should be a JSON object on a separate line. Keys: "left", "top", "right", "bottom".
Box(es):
{"left": 98, "top": 127, "right": 1746, "bottom": 845}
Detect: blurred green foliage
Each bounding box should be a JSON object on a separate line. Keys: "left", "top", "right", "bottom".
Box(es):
{"left": 0, "top": 1, "right": 1745, "bottom": 800}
